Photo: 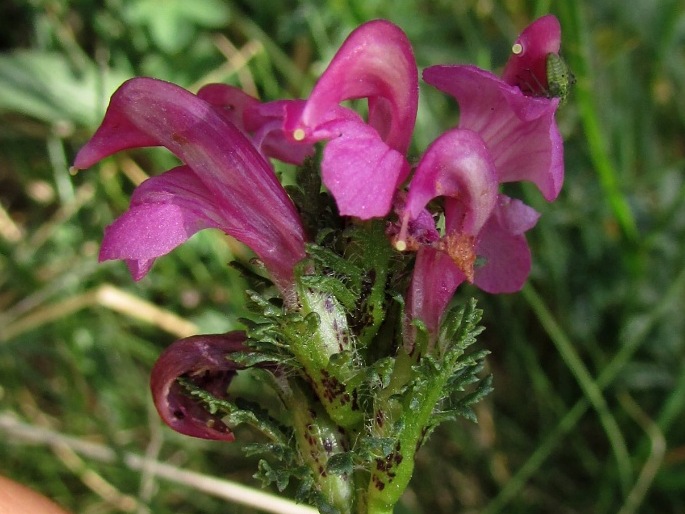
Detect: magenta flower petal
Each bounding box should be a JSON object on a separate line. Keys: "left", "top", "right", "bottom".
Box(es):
{"left": 501, "top": 14, "right": 562, "bottom": 94}
{"left": 284, "top": 20, "right": 418, "bottom": 219}
{"left": 474, "top": 195, "right": 540, "bottom": 293}
{"left": 150, "top": 332, "right": 248, "bottom": 441}
{"left": 397, "top": 129, "right": 498, "bottom": 280}
{"left": 319, "top": 116, "right": 410, "bottom": 218}
{"left": 403, "top": 129, "right": 498, "bottom": 237}
{"left": 74, "top": 77, "right": 306, "bottom": 292}
{"left": 289, "top": 19, "right": 418, "bottom": 154}
{"left": 98, "top": 166, "right": 225, "bottom": 280}
{"left": 406, "top": 247, "right": 465, "bottom": 341}
{"left": 423, "top": 65, "right": 563, "bottom": 201}
{"left": 196, "top": 83, "right": 259, "bottom": 132}
{"left": 197, "top": 84, "right": 313, "bottom": 164}
{"left": 387, "top": 193, "right": 440, "bottom": 247}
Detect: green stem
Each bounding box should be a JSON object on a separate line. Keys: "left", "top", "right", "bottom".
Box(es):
{"left": 365, "top": 352, "right": 449, "bottom": 513}
{"left": 283, "top": 379, "right": 355, "bottom": 513}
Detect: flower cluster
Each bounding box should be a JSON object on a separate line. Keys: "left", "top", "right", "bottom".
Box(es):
{"left": 74, "top": 14, "right": 565, "bottom": 513}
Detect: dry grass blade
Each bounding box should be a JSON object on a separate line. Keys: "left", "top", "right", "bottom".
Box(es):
{"left": 1, "top": 284, "right": 199, "bottom": 343}
{"left": 0, "top": 412, "right": 317, "bottom": 514}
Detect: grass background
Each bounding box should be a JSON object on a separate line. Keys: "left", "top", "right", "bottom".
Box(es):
{"left": 1, "top": 0, "right": 684, "bottom": 512}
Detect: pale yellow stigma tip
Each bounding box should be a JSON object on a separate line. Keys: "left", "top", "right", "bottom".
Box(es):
{"left": 68, "top": 166, "right": 79, "bottom": 176}
{"left": 395, "top": 240, "right": 407, "bottom": 252}
{"left": 512, "top": 43, "right": 523, "bottom": 55}
{"left": 293, "top": 128, "right": 306, "bottom": 141}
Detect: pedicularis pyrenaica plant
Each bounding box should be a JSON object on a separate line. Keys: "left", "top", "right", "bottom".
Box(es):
{"left": 73, "top": 15, "right": 567, "bottom": 514}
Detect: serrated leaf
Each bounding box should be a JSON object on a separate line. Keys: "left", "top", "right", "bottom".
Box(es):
{"left": 243, "top": 442, "right": 296, "bottom": 463}
{"left": 255, "top": 460, "right": 292, "bottom": 492}
{"left": 178, "top": 377, "right": 289, "bottom": 443}
{"left": 299, "top": 274, "right": 358, "bottom": 311}
{"left": 230, "top": 351, "right": 279, "bottom": 367}
{"left": 368, "top": 356, "right": 395, "bottom": 389}
{"left": 305, "top": 243, "right": 363, "bottom": 287}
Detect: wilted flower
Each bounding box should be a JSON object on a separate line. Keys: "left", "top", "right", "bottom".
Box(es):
{"left": 150, "top": 332, "right": 248, "bottom": 441}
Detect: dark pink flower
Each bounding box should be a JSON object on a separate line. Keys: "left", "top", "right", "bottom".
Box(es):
{"left": 150, "top": 332, "right": 247, "bottom": 441}
{"left": 73, "top": 77, "right": 307, "bottom": 294}
{"left": 423, "top": 15, "right": 563, "bottom": 201}
{"left": 395, "top": 129, "right": 501, "bottom": 339}
{"left": 404, "top": 196, "right": 539, "bottom": 341}
{"left": 284, "top": 19, "right": 419, "bottom": 219}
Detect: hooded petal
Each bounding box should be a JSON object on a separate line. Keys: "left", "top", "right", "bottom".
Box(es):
{"left": 501, "top": 14, "right": 562, "bottom": 94}
{"left": 288, "top": 19, "right": 418, "bottom": 153}
{"left": 74, "top": 77, "right": 306, "bottom": 291}
{"left": 396, "top": 129, "right": 498, "bottom": 282}
{"left": 284, "top": 20, "right": 418, "bottom": 219}
{"left": 150, "top": 332, "right": 248, "bottom": 441}
{"left": 473, "top": 195, "right": 540, "bottom": 293}
{"left": 402, "top": 129, "right": 498, "bottom": 236}
{"left": 423, "top": 65, "right": 563, "bottom": 201}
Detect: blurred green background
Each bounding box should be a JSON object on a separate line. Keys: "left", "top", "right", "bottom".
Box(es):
{"left": 1, "top": 0, "right": 684, "bottom": 512}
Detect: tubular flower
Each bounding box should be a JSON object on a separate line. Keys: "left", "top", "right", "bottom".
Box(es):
{"left": 284, "top": 19, "right": 419, "bottom": 219}
{"left": 423, "top": 14, "right": 564, "bottom": 201}
{"left": 400, "top": 15, "right": 565, "bottom": 338}
{"left": 73, "top": 77, "right": 307, "bottom": 294}
{"left": 398, "top": 129, "right": 497, "bottom": 338}
{"left": 396, "top": 128, "right": 498, "bottom": 280}
{"left": 150, "top": 332, "right": 248, "bottom": 441}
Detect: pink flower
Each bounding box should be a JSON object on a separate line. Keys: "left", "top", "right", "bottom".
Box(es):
{"left": 73, "top": 77, "right": 307, "bottom": 294}
{"left": 396, "top": 128, "right": 499, "bottom": 280}
{"left": 400, "top": 15, "right": 564, "bottom": 339}
{"left": 150, "top": 332, "right": 248, "bottom": 441}
{"left": 283, "top": 19, "right": 419, "bottom": 219}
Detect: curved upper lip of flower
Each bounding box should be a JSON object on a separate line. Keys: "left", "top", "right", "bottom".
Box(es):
{"left": 281, "top": 19, "right": 420, "bottom": 220}
{"left": 287, "top": 19, "right": 418, "bottom": 155}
